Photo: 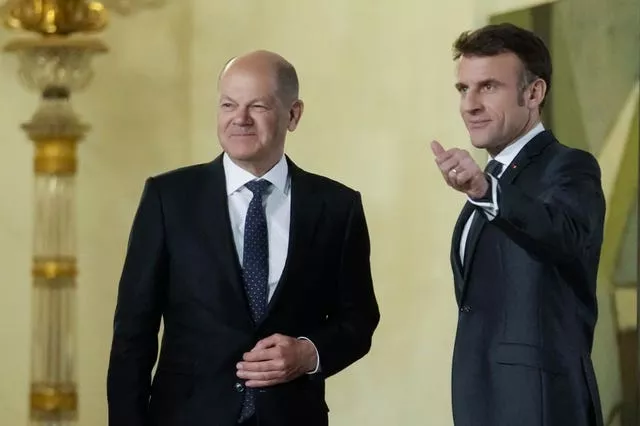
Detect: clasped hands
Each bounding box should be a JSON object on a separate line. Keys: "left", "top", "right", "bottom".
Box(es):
{"left": 236, "top": 333, "right": 317, "bottom": 388}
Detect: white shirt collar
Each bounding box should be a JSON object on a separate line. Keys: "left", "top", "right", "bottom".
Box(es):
{"left": 491, "top": 122, "right": 545, "bottom": 167}
{"left": 223, "top": 153, "right": 289, "bottom": 196}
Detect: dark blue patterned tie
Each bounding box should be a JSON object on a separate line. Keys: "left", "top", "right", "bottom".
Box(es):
{"left": 238, "top": 179, "right": 271, "bottom": 422}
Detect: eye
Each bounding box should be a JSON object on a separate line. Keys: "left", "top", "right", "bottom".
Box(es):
{"left": 251, "top": 104, "right": 267, "bottom": 110}
{"left": 482, "top": 82, "right": 496, "bottom": 91}
{"left": 220, "top": 102, "right": 234, "bottom": 109}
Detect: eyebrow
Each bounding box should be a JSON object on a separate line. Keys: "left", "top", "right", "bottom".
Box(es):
{"left": 479, "top": 78, "right": 503, "bottom": 87}
{"left": 455, "top": 78, "right": 503, "bottom": 91}
{"left": 218, "top": 95, "right": 273, "bottom": 104}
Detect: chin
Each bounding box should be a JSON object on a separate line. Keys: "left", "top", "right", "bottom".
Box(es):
{"left": 468, "top": 127, "right": 498, "bottom": 149}
{"left": 222, "top": 140, "right": 259, "bottom": 158}
{"left": 470, "top": 138, "right": 490, "bottom": 149}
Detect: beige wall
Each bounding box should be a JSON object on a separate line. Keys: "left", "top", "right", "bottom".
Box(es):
{"left": 0, "top": 1, "right": 621, "bottom": 424}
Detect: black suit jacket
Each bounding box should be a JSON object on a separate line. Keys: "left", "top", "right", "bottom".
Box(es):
{"left": 107, "top": 155, "right": 380, "bottom": 426}
{"left": 450, "top": 131, "right": 606, "bottom": 426}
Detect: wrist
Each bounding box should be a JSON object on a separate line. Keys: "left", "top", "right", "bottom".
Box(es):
{"left": 468, "top": 174, "right": 491, "bottom": 200}
{"left": 299, "top": 339, "right": 318, "bottom": 372}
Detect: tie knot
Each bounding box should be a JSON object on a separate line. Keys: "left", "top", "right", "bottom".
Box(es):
{"left": 484, "top": 160, "right": 502, "bottom": 178}
{"left": 245, "top": 179, "right": 271, "bottom": 196}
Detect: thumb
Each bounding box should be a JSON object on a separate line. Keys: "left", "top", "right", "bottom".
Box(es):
{"left": 431, "top": 140, "right": 445, "bottom": 156}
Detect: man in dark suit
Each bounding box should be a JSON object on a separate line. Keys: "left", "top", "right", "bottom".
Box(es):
{"left": 107, "top": 50, "right": 380, "bottom": 426}
{"left": 431, "top": 24, "right": 605, "bottom": 426}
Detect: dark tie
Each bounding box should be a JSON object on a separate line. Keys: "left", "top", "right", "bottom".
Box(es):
{"left": 239, "top": 179, "right": 271, "bottom": 422}
{"left": 484, "top": 159, "right": 502, "bottom": 178}
{"left": 461, "top": 159, "right": 503, "bottom": 270}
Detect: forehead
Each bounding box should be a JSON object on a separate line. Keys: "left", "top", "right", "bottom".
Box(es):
{"left": 456, "top": 52, "right": 523, "bottom": 84}
{"left": 219, "top": 67, "right": 278, "bottom": 99}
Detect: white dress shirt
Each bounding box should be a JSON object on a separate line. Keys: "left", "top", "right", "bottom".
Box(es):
{"left": 224, "top": 153, "right": 291, "bottom": 301}
{"left": 459, "top": 122, "right": 545, "bottom": 264}
{"left": 223, "top": 153, "right": 320, "bottom": 373}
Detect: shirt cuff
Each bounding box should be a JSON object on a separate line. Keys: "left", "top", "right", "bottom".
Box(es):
{"left": 297, "top": 336, "right": 321, "bottom": 374}
{"left": 467, "top": 174, "right": 499, "bottom": 220}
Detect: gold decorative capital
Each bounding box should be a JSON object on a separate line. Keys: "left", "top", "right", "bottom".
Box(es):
{"left": 3, "top": 0, "right": 108, "bottom": 36}
{"left": 33, "top": 256, "right": 77, "bottom": 281}
{"left": 33, "top": 138, "right": 78, "bottom": 175}
{"left": 31, "top": 382, "right": 77, "bottom": 416}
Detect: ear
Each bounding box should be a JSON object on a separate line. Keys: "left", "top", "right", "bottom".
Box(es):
{"left": 287, "top": 100, "right": 304, "bottom": 132}
{"left": 527, "top": 78, "right": 547, "bottom": 110}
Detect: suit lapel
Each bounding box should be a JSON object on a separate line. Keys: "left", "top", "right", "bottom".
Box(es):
{"left": 499, "top": 130, "right": 554, "bottom": 185}
{"left": 451, "top": 201, "right": 474, "bottom": 302}
{"left": 197, "top": 155, "right": 326, "bottom": 324}
{"left": 197, "top": 155, "right": 253, "bottom": 326}
{"left": 264, "top": 158, "right": 324, "bottom": 318}
{"left": 458, "top": 130, "right": 555, "bottom": 301}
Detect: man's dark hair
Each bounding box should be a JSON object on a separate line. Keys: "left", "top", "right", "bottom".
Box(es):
{"left": 453, "top": 23, "right": 552, "bottom": 107}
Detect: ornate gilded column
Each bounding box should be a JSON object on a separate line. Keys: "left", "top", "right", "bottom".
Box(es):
{"left": 6, "top": 35, "right": 107, "bottom": 426}
{"left": 0, "top": 1, "right": 166, "bottom": 424}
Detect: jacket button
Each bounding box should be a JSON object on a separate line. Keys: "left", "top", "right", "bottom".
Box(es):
{"left": 234, "top": 382, "right": 245, "bottom": 393}
{"left": 460, "top": 305, "right": 472, "bottom": 313}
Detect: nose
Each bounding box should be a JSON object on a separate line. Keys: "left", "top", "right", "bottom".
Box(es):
{"left": 232, "top": 107, "right": 253, "bottom": 126}
{"left": 461, "top": 91, "right": 483, "bottom": 115}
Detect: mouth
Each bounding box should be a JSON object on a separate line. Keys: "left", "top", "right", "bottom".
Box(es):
{"left": 467, "top": 120, "right": 491, "bottom": 129}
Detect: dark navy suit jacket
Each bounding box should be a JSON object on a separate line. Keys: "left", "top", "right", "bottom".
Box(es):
{"left": 450, "top": 131, "right": 606, "bottom": 426}
{"left": 107, "top": 155, "right": 380, "bottom": 426}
